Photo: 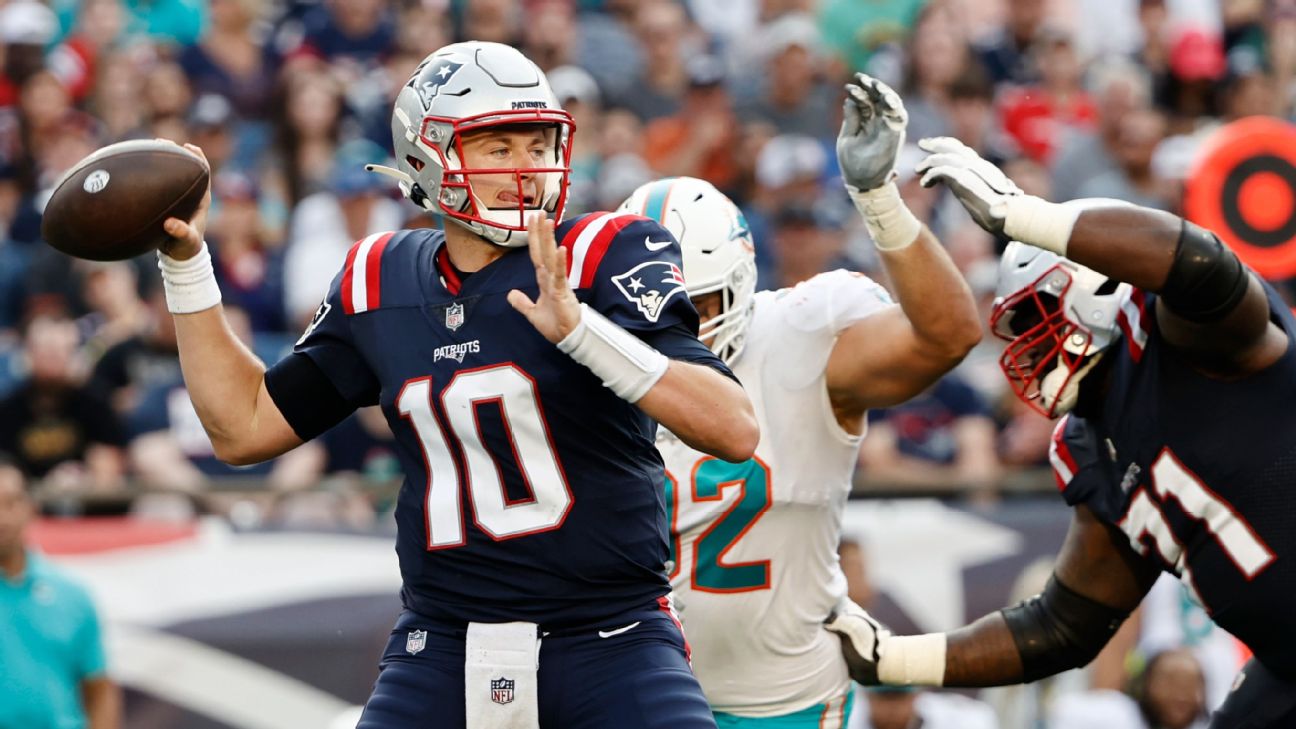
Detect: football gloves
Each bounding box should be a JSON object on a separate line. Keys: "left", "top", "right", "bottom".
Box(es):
{"left": 824, "top": 596, "right": 890, "bottom": 685}
{"left": 836, "top": 74, "right": 908, "bottom": 193}
{"left": 915, "top": 136, "right": 1024, "bottom": 235}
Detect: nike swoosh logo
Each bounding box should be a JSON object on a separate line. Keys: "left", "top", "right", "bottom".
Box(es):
{"left": 597, "top": 621, "right": 641, "bottom": 638}
{"left": 644, "top": 237, "right": 673, "bottom": 251}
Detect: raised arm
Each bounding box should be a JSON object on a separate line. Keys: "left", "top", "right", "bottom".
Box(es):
{"left": 827, "top": 503, "right": 1160, "bottom": 687}
{"left": 159, "top": 145, "right": 302, "bottom": 464}
{"left": 916, "top": 137, "right": 1287, "bottom": 376}
{"left": 823, "top": 76, "right": 980, "bottom": 421}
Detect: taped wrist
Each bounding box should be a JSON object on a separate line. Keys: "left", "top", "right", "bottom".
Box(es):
{"left": 557, "top": 304, "right": 669, "bottom": 403}
{"left": 1158, "top": 221, "right": 1250, "bottom": 323}
{"left": 848, "top": 182, "right": 922, "bottom": 250}
{"left": 1000, "top": 574, "right": 1129, "bottom": 682}
{"left": 158, "top": 243, "right": 222, "bottom": 314}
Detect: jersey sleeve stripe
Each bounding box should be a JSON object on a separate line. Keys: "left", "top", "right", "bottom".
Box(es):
{"left": 1049, "top": 415, "right": 1078, "bottom": 491}
{"left": 343, "top": 232, "right": 393, "bottom": 315}
{"left": 564, "top": 212, "right": 616, "bottom": 288}
{"left": 364, "top": 232, "right": 395, "bottom": 312}
{"left": 1116, "top": 288, "right": 1149, "bottom": 362}
{"left": 578, "top": 214, "right": 642, "bottom": 289}
{"left": 557, "top": 213, "right": 602, "bottom": 280}
{"left": 340, "top": 238, "right": 363, "bottom": 315}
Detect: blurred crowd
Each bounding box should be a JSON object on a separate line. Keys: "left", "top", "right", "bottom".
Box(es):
{"left": 0, "top": 0, "right": 1293, "bottom": 511}
{"left": 0, "top": 1, "right": 1275, "bottom": 725}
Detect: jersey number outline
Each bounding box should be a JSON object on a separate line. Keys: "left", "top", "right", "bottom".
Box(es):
{"left": 1118, "top": 447, "right": 1275, "bottom": 599}
{"left": 665, "top": 457, "right": 772, "bottom": 593}
{"left": 397, "top": 364, "right": 573, "bottom": 549}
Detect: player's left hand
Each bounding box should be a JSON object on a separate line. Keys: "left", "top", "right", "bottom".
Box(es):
{"left": 508, "top": 213, "right": 582, "bottom": 344}
{"left": 836, "top": 73, "right": 908, "bottom": 192}
{"left": 824, "top": 596, "right": 890, "bottom": 685}
{"left": 914, "top": 136, "right": 1023, "bottom": 235}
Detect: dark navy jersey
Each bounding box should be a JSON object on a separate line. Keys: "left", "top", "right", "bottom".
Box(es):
{"left": 1050, "top": 282, "right": 1296, "bottom": 678}
{"left": 284, "top": 212, "right": 730, "bottom": 629}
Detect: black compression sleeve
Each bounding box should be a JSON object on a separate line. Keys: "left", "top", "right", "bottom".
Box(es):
{"left": 1158, "top": 220, "right": 1250, "bottom": 322}
{"left": 999, "top": 574, "right": 1130, "bottom": 682}
{"left": 264, "top": 353, "right": 359, "bottom": 441}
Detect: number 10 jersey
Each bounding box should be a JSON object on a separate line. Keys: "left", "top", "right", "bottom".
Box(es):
{"left": 287, "top": 213, "right": 728, "bottom": 630}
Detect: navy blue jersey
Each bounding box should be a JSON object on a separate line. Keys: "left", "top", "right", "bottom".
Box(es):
{"left": 1050, "top": 283, "right": 1296, "bottom": 678}
{"left": 288, "top": 213, "right": 729, "bottom": 629}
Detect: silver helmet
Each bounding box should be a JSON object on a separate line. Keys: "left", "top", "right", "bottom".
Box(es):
{"left": 373, "top": 41, "right": 575, "bottom": 247}
{"left": 618, "top": 177, "right": 758, "bottom": 365}
{"left": 991, "top": 242, "right": 1132, "bottom": 417}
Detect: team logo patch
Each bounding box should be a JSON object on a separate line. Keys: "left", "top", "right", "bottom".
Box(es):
{"left": 296, "top": 300, "right": 332, "bottom": 346}
{"left": 445, "top": 302, "right": 465, "bottom": 331}
{"left": 612, "top": 261, "right": 687, "bottom": 323}
{"left": 83, "top": 169, "right": 110, "bottom": 193}
{"left": 490, "top": 677, "right": 515, "bottom": 705}
{"left": 406, "top": 629, "right": 427, "bottom": 655}
{"left": 410, "top": 59, "right": 463, "bottom": 108}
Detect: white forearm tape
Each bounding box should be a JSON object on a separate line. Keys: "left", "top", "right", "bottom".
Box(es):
{"left": 557, "top": 303, "right": 669, "bottom": 403}
{"left": 1003, "top": 195, "right": 1079, "bottom": 257}
{"left": 157, "top": 243, "right": 222, "bottom": 314}
{"left": 877, "top": 633, "right": 948, "bottom": 687}
{"left": 848, "top": 182, "right": 922, "bottom": 251}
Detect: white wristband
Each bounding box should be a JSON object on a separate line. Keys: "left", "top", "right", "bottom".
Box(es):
{"left": 557, "top": 303, "right": 669, "bottom": 403}
{"left": 877, "top": 633, "right": 948, "bottom": 687}
{"left": 848, "top": 182, "right": 923, "bottom": 251}
{"left": 1003, "top": 195, "right": 1080, "bottom": 256}
{"left": 157, "top": 243, "right": 222, "bottom": 314}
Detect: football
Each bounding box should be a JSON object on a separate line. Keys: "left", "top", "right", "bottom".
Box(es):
{"left": 40, "top": 139, "right": 209, "bottom": 261}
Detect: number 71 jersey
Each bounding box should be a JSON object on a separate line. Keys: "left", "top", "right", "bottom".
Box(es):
{"left": 656, "top": 270, "right": 896, "bottom": 717}
{"left": 1052, "top": 284, "right": 1296, "bottom": 679}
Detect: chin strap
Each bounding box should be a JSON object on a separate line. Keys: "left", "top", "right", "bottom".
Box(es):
{"left": 365, "top": 164, "right": 433, "bottom": 209}
{"left": 1040, "top": 351, "right": 1107, "bottom": 416}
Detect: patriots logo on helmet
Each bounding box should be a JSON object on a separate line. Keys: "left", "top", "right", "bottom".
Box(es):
{"left": 411, "top": 59, "right": 464, "bottom": 108}
{"left": 612, "top": 261, "right": 687, "bottom": 323}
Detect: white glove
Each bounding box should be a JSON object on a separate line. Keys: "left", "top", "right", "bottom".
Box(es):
{"left": 824, "top": 596, "right": 890, "bottom": 685}
{"left": 837, "top": 73, "right": 908, "bottom": 193}
{"left": 915, "top": 137, "right": 1023, "bottom": 235}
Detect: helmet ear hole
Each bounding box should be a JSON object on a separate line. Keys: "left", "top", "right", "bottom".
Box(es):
{"left": 405, "top": 155, "right": 426, "bottom": 172}
{"left": 1094, "top": 278, "right": 1121, "bottom": 297}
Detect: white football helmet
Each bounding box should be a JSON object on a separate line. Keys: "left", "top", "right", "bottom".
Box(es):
{"left": 371, "top": 41, "right": 575, "bottom": 247}
{"left": 618, "top": 177, "right": 757, "bottom": 365}
{"left": 991, "top": 242, "right": 1132, "bottom": 417}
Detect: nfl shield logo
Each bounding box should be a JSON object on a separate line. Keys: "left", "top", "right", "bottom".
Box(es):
{"left": 405, "top": 629, "right": 427, "bottom": 655}
{"left": 490, "top": 677, "right": 515, "bottom": 705}
{"left": 445, "top": 302, "right": 465, "bottom": 331}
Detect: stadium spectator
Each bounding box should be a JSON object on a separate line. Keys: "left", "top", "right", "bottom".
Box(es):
{"left": 521, "top": 0, "right": 579, "bottom": 71}
{"left": 282, "top": 139, "right": 404, "bottom": 327}
{"left": 974, "top": 0, "right": 1048, "bottom": 85}
{"left": 0, "top": 315, "right": 125, "bottom": 490}
{"left": 0, "top": 460, "right": 121, "bottom": 729}
{"left": 642, "top": 55, "right": 738, "bottom": 189}
{"left": 207, "top": 170, "right": 287, "bottom": 334}
{"left": 899, "top": 2, "right": 979, "bottom": 144}
{"left": 1076, "top": 106, "right": 1173, "bottom": 211}
{"left": 858, "top": 374, "right": 1001, "bottom": 495}
{"left": 613, "top": 0, "right": 694, "bottom": 122}
{"left": 1051, "top": 58, "right": 1153, "bottom": 203}
{"left": 997, "top": 25, "right": 1097, "bottom": 165}
{"left": 177, "top": 0, "right": 275, "bottom": 121}
{"left": 269, "top": 66, "right": 347, "bottom": 205}
{"left": 458, "top": 0, "right": 523, "bottom": 47}
{"left": 0, "top": 0, "right": 59, "bottom": 109}
{"left": 732, "top": 12, "right": 836, "bottom": 138}
{"left": 90, "top": 287, "right": 182, "bottom": 416}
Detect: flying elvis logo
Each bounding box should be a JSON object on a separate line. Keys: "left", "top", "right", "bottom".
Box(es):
{"left": 612, "top": 261, "right": 687, "bottom": 323}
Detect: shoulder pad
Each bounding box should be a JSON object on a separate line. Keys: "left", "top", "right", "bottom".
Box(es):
{"left": 558, "top": 212, "right": 678, "bottom": 290}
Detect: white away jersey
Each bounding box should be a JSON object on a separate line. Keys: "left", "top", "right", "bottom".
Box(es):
{"left": 657, "top": 270, "right": 896, "bottom": 717}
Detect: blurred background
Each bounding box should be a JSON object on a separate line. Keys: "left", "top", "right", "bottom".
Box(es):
{"left": 0, "top": 0, "right": 1280, "bottom": 727}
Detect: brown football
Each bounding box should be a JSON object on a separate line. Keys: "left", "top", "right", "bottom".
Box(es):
{"left": 41, "top": 139, "right": 209, "bottom": 261}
